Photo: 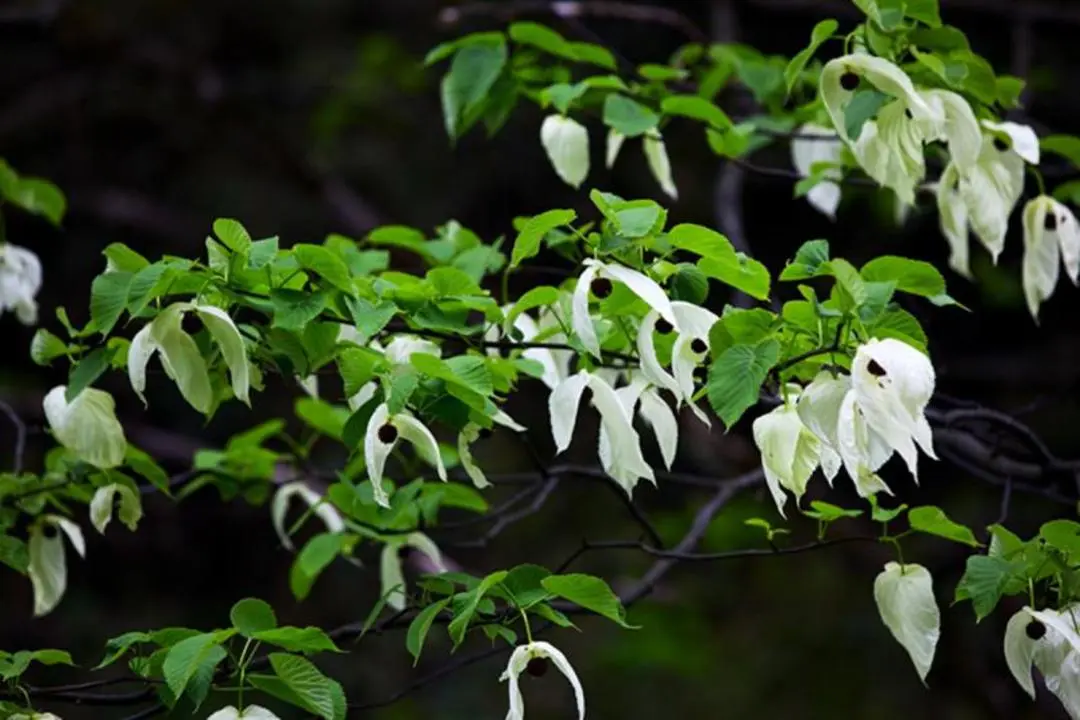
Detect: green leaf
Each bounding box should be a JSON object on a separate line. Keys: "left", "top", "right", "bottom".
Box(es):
{"left": 706, "top": 339, "right": 780, "bottom": 428}
{"left": 441, "top": 37, "right": 508, "bottom": 139}
{"left": 779, "top": 239, "right": 831, "bottom": 280}
{"left": 271, "top": 289, "right": 329, "bottom": 330}
{"left": 668, "top": 264, "right": 709, "bottom": 305}
{"left": 666, "top": 223, "right": 736, "bottom": 260}
{"left": 290, "top": 533, "right": 345, "bottom": 601}
{"left": 248, "top": 237, "right": 280, "bottom": 269}
{"left": 342, "top": 297, "right": 396, "bottom": 341}
{"left": 95, "top": 631, "right": 152, "bottom": 669}
{"left": 511, "top": 209, "right": 576, "bottom": 269}
{"left": 126, "top": 263, "right": 170, "bottom": 316}
{"left": 843, "top": 89, "right": 889, "bottom": 140}
{"left": 230, "top": 597, "right": 278, "bottom": 636}
{"left": 827, "top": 258, "right": 868, "bottom": 307}
{"left": 803, "top": 501, "right": 863, "bottom": 521}
{"left": 162, "top": 631, "right": 231, "bottom": 700}
{"left": 447, "top": 570, "right": 508, "bottom": 645}
{"left": 861, "top": 256, "right": 954, "bottom": 304}
{"left": 293, "top": 244, "right": 354, "bottom": 293}
{"left": 66, "top": 346, "right": 113, "bottom": 402}
{"left": 411, "top": 353, "right": 493, "bottom": 398}
{"left": 30, "top": 329, "right": 69, "bottom": 366}
{"left": 785, "top": 19, "right": 838, "bottom": 92}
{"left": 508, "top": 22, "right": 576, "bottom": 62}
{"left": 213, "top": 218, "right": 252, "bottom": 252}
{"left": 90, "top": 272, "right": 134, "bottom": 336}
{"left": 501, "top": 564, "right": 554, "bottom": 608}
{"left": 567, "top": 41, "right": 617, "bottom": 71}
{"left": 602, "top": 94, "right": 659, "bottom": 137}
{"left": 698, "top": 255, "right": 771, "bottom": 301}
{"left": 954, "top": 555, "right": 1017, "bottom": 621}
{"left": 660, "top": 95, "right": 732, "bottom": 130}
{"left": 406, "top": 598, "right": 450, "bottom": 665}
{"left": 3, "top": 176, "right": 66, "bottom": 226}
{"left": 905, "top": 0, "right": 942, "bottom": 26}
{"left": 103, "top": 243, "right": 150, "bottom": 273}
{"left": 295, "top": 398, "right": 349, "bottom": 441}
{"left": 269, "top": 652, "right": 345, "bottom": 720}
{"left": 907, "top": 506, "right": 979, "bottom": 547}
{"left": 505, "top": 286, "right": 559, "bottom": 326}
{"left": 1041, "top": 135, "right": 1080, "bottom": 170}
{"left": 1040, "top": 520, "right": 1080, "bottom": 562}
{"left": 542, "top": 573, "right": 637, "bottom": 628}
{"left": 253, "top": 626, "right": 341, "bottom": 654}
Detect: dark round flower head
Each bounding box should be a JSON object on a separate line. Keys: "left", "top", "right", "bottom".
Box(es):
{"left": 655, "top": 318, "right": 674, "bottom": 334}
{"left": 690, "top": 338, "right": 708, "bottom": 355}
{"left": 591, "top": 277, "right": 613, "bottom": 299}
{"left": 1045, "top": 212, "right": 1059, "bottom": 231}
{"left": 1026, "top": 619, "right": 1047, "bottom": 640}
{"left": 993, "top": 136, "right": 1010, "bottom": 153}
{"left": 377, "top": 423, "right": 398, "bottom": 444}
{"left": 478, "top": 427, "right": 493, "bottom": 440}
{"left": 867, "top": 359, "right": 887, "bottom": 377}
{"left": 41, "top": 524, "right": 58, "bottom": 539}
{"left": 840, "top": 72, "right": 860, "bottom": 91}
{"left": 526, "top": 657, "right": 549, "bottom": 677}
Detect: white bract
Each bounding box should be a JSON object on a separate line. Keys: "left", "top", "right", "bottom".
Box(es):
{"left": 572, "top": 258, "right": 675, "bottom": 359}
{"left": 637, "top": 300, "right": 717, "bottom": 426}
{"left": 541, "top": 114, "right": 589, "bottom": 189}
{"left": 28, "top": 515, "right": 85, "bottom": 617}
{"left": 820, "top": 55, "right": 939, "bottom": 204}
{"left": 752, "top": 386, "right": 827, "bottom": 517}
{"left": 501, "top": 641, "right": 585, "bottom": 720}
{"left": 364, "top": 403, "right": 447, "bottom": 508}
{"left": 550, "top": 370, "right": 654, "bottom": 495}
{"left": 873, "top": 562, "right": 940, "bottom": 684}
{"left": 936, "top": 121, "right": 1035, "bottom": 277}
{"left": 797, "top": 339, "right": 936, "bottom": 496}
{"left": 486, "top": 304, "right": 573, "bottom": 392}
{"left": 598, "top": 376, "right": 678, "bottom": 486}
{"left": 1004, "top": 604, "right": 1080, "bottom": 719}
{"left": 1021, "top": 195, "right": 1080, "bottom": 321}
{"left": 128, "top": 302, "right": 250, "bottom": 414}
{"left": 43, "top": 385, "right": 127, "bottom": 469}
{"left": 271, "top": 482, "right": 345, "bottom": 551}
{"left": 207, "top": 705, "right": 280, "bottom": 720}
{"left": 89, "top": 484, "right": 142, "bottom": 534}
{"left": 0, "top": 242, "right": 42, "bottom": 325}
{"left": 379, "top": 532, "right": 447, "bottom": 611}
{"left": 643, "top": 131, "right": 677, "bottom": 200}
{"left": 790, "top": 123, "right": 844, "bottom": 219}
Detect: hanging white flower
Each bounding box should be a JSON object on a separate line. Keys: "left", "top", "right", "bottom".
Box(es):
{"left": 605, "top": 129, "right": 626, "bottom": 169}
{"left": 820, "top": 55, "right": 940, "bottom": 205}
{"left": 873, "top": 562, "right": 940, "bottom": 684}
{"left": 364, "top": 403, "right": 447, "bottom": 508}
{"left": 550, "top": 370, "right": 654, "bottom": 495}
{"left": 1004, "top": 604, "right": 1080, "bottom": 719}
{"left": 571, "top": 258, "right": 675, "bottom": 359}
{"left": 89, "top": 484, "right": 142, "bottom": 534}
{"left": 849, "top": 338, "right": 937, "bottom": 482}
{"left": 271, "top": 482, "right": 346, "bottom": 551}
{"left": 643, "top": 130, "right": 677, "bottom": 200}
{"left": 0, "top": 242, "right": 42, "bottom": 325}
{"left": 28, "top": 514, "right": 85, "bottom": 617}
{"left": 43, "top": 385, "right": 127, "bottom": 469}
{"left": 595, "top": 376, "right": 678, "bottom": 493}
{"left": 541, "top": 114, "right": 590, "bottom": 189}
{"left": 379, "top": 532, "right": 447, "bottom": 612}
{"left": 790, "top": 123, "right": 844, "bottom": 219}
{"left": 501, "top": 641, "right": 586, "bottom": 720}
{"left": 920, "top": 89, "right": 982, "bottom": 172}
{"left": 128, "top": 302, "right": 250, "bottom": 413}
{"left": 797, "top": 339, "right": 936, "bottom": 497}
{"left": 936, "top": 121, "right": 1035, "bottom": 277}
{"left": 207, "top": 705, "right": 281, "bottom": 720}
{"left": 636, "top": 300, "right": 716, "bottom": 426}
{"left": 486, "top": 305, "right": 572, "bottom": 392}
{"left": 1021, "top": 195, "right": 1080, "bottom": 321}
{"left": 752, "top": 386, "right": 826, "bottom": 516}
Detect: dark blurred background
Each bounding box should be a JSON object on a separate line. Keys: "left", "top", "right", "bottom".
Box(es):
{"left": 2, "top": 0, "right": 1080, "bottom": 717}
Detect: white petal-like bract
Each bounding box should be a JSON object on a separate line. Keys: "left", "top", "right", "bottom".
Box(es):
{"left": 874, "top": 562, "right": 940, "bottom": 684}
{"left": 541, "top": 114, "right": 590, "bottom": 189}
{"left": 43, "top": 385, "right": 127, "bottom": 469}
{"left": 501, "top": 641, "right": 585, "bottom": 720}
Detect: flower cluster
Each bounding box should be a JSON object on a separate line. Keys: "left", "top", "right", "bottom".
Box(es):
{"left": 791, "top": 53, "right": 1078, "bottom": 321}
